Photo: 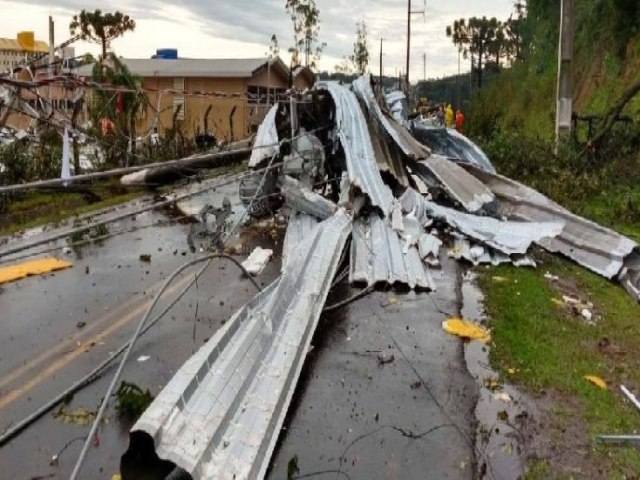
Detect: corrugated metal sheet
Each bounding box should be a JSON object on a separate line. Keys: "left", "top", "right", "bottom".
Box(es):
{"left": 279, "top": 176, "right": 337, "bottom": 220}
{"left": 350, "top": 214, "right": 435, "bottom": 290}
{"left": 411, "top": 124, "right": 496, "bottom": 173}
{"left": 412, "top": 154, "right": 496, "bottom": 213}
{"left": 351, "top": 77, "right": 410, "bottom": 185}
{"left": 400, "top": 187, "right": 564, "bottom": 256}
{"left": 248, "top": 104, "right": 279, "bottom": 168}
{"left": 318, "top": 82, "right": 394, "bottom": 216}
{"left": 463, "top": 165, "right": 638, "bottom": 280}
{"left": 281, "top": 211, "right": 319, "bottom": 271}
{"left": 131, "top": 209, "right": 352, "bottom": 479}
{"left": 351, "top": 75, "right": 494, "bottom": 213}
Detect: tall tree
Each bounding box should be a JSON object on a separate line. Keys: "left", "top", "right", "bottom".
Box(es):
{"left": 285, "top": 0, "right": 325, "bottom": 69}
{"left": 351, "top": 20, "right": 369, "bottom": 75}
{"left": 446, "top": 16, "right": 502, "bottom": 88}
{"left": 70, "top": 10, "right": 136, "bottom": 59}
{"left": 267, "top": 34, "right": 280, "bottom": 58}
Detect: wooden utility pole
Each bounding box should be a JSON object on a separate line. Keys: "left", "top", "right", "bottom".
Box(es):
{"left": 379, "top": 38, "right": 383, "bottom": 79}
{"left": 556, "top": 0, "right": 573, "bottom": 140}
{"left": 423, "top": 52, "right": 426, "bottom": 81}
{"left": 405, "top": 0, "right": 425, "bottom": 91}
{"left": 48, "top": 16, "right": 54, "bottom": 115}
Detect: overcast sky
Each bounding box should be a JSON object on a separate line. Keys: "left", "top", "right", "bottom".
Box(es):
{"left": 0, "top": 0, "right": 514, "bottom": 80}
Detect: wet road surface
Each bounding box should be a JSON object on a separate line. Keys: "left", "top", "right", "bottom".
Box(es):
{"left": 0, "top": 178, "right": 283, "bottom": 479}
{"left": 268, "top": 255, "right": 479, "bottom": 479}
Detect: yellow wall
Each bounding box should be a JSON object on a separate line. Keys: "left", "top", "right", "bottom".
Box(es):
{"left": 137, "top": 76, "right": 249, "bottom": 141}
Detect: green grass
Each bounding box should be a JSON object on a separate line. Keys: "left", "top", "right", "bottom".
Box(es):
{"left": 478, "top": 253, "right": 640, "bottom": 477}
{"left": 0, "top": 162, "right": 248, "bottom": 236}
{"left": 0, "top": 188, "right": 142, "bottom": 236}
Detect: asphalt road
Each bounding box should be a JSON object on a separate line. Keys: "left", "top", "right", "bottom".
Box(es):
{"left": 0, "top": 181, "right": 483, "bottom": 479}
{"left": 267, "top": 256, "right": 478, "bottom": 480}
{"left": 0, "top": 180, "right": 284, "bottom": 479}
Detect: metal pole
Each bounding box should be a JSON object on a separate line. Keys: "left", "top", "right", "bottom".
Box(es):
{"left": 555, "top": 0, "right": 573, "bottom": 141}
{"left": 379, "top": 38, "right": 383, "bottom": 80}
{"left": 48, "top": 16, "right": 54, "bottom": 115}
{"left": 406, "top": 0, "right": 411, "bottom": 90}
{"left": 457, "top": 49, "right": 461, "bottom": 110}
{"left": 423, "top": 52, "right": 426, "bottom": 81}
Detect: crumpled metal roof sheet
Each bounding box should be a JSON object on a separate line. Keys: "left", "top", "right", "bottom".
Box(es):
{"left": 279, "top": 175, "right": 337, "bottom": 220}
{"left": 350, "top": 214, "right": 435, "bottom": 290}
{"left": 132, "top": 209, "right": 352, "bottom": 479}
{"left": 400, "top": 187, "right": 564, "bottom": 256}
{"left": 411, "top": 124, "right": 496, "bottom": 173}
{"left": 463, "top": 165, "right": 639, "bottom": 280}
{"left": 248, "top": 104, "right": 279, "bottom": 168}
{"left": 411, "top": 154, "right": 496, "bottom": 213}
{"left": 318, "top": 81, "right": 394, "bottom": 216}
{"left": 351, "top": 75, "right": 494, "bottom": 213}
{"left": 282, "top": 211, "right": 320, "bottom": 271}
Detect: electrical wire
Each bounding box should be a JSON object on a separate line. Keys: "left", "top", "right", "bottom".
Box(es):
{"left": 68, "top": 135, "right": 281, "bottom": 478}
{"left": 0, "top": 254, "right": 261, "bottom": 449}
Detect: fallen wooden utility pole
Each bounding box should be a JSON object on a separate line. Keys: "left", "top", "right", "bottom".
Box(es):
{"left": 120, "top": 137, "right": 253, "bottom": 186}
{"left": 0, "top": 145, "right": 253, "bottom": 195}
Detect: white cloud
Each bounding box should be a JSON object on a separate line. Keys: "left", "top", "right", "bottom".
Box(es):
{"left": 0, "top": 0, "right": 514, "bottom": 79}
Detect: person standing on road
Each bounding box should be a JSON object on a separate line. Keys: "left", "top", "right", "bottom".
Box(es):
{"left": 455, "top": 109, "right": 465, "bottom": 132}
{"left": 445, "top": 104, "right": 454, "bottom": 128}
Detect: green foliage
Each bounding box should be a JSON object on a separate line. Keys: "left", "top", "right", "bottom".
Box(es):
{"left": 285, "top": 0, "right": 325, "bottom": 69}
{"left": 87, "top": 54, "right": 146, "bottom": 168}
{"left": 351, "top": 20, "right": 369, "bottom": 75}
{"left": 0, "top": 125, "right": 62, "bottom": 188}
{"left": 69, "top": 9, "right": 136, "bottom": 58}
{"left": 115, "top": 381, "right": 154, "bottom": 422}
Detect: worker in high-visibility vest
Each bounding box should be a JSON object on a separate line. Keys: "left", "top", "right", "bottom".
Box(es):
{"left": 455, "top": 109, "right": 465, "bottom": 132}
{"left": 445, "top": 104, "right": 454, "bottom": 128}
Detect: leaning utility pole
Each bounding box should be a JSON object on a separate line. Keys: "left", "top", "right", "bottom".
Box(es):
{"left": 555, "top": 0, "right": 573, "bottom": 141}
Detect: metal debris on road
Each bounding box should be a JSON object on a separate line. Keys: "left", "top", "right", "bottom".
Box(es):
{"left": 241, "top": 246, "right": 274, "bottom": 275}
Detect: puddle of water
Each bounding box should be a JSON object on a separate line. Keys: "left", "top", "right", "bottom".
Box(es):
{"left": 462, "top": 270, "right": 536, "bottom": 479}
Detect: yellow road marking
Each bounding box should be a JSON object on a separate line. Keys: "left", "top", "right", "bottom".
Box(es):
{"left": 0, "top": 273, "right": 193, "bottom": 411}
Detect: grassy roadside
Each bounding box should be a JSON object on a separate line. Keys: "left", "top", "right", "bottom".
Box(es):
{"left": 0, "top": 162, "right": 248, "bottom": 237}
{"left": 477, "top": 252, "right": 640, "bottom": 478}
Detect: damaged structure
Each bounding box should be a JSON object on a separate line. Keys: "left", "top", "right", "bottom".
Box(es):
{"left": 122, "top": 74, "right": 640, "bottom": 479}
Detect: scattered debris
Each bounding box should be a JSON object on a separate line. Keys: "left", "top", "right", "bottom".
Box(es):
{"left": 0, "top": 257, "right": 72, "bottom": 285}
{"left": 493, "top": 392, "right": 512, "bottom": 403}
{"left": 584, "top": 375, "right": 608, "bottom": 390}
{"left": 241, "top": 247, "right": 274, "bottom": 276}
{"left": 76, "top": 321, "right": 86, "bottom": 329}
{"left": 115, "top": 381, "right": 154, "bottom": 422}
{"left": 442, "top": 317, "right": 491, "bottom": 342}
{"left": 544, "top": 272, "right": 559, "bottom": 281}
{"left": 377, "top": 352, "right": 395, "bottom": 365}
{"left": 137, "top": 355, "right": 151, "bottom": 363}
{"left": 139, "top": 254, "right": 151, "bottom": 263}
{"left": 620, "top": 385, "right": 640, "bottom": 412}
{"left": 595, "top": 435, "right": 640, "bottom": 444}
{"left": 53, "top": 406, "right": 96, "bottom": 426}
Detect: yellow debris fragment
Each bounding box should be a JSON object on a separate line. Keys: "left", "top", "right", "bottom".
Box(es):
{"left": 112, "top": 475, "right": 122, "bottom": 480}
{"left": 0, "top": 257, "right": 72, "bottom": 285}
{"left": 442, "top": 318, "right": 491, "bottom": 342}
{"left": 584, "top": 375, "right": 608, "bottom": 390}
{"left": 492, "top": 276, "right": 508, "bottom": 282}
{"left": 551, "top": 298, "right": 564, "bottom": 307}
{"left": 507, "top": 367, "right": 518, "bottom": 375}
